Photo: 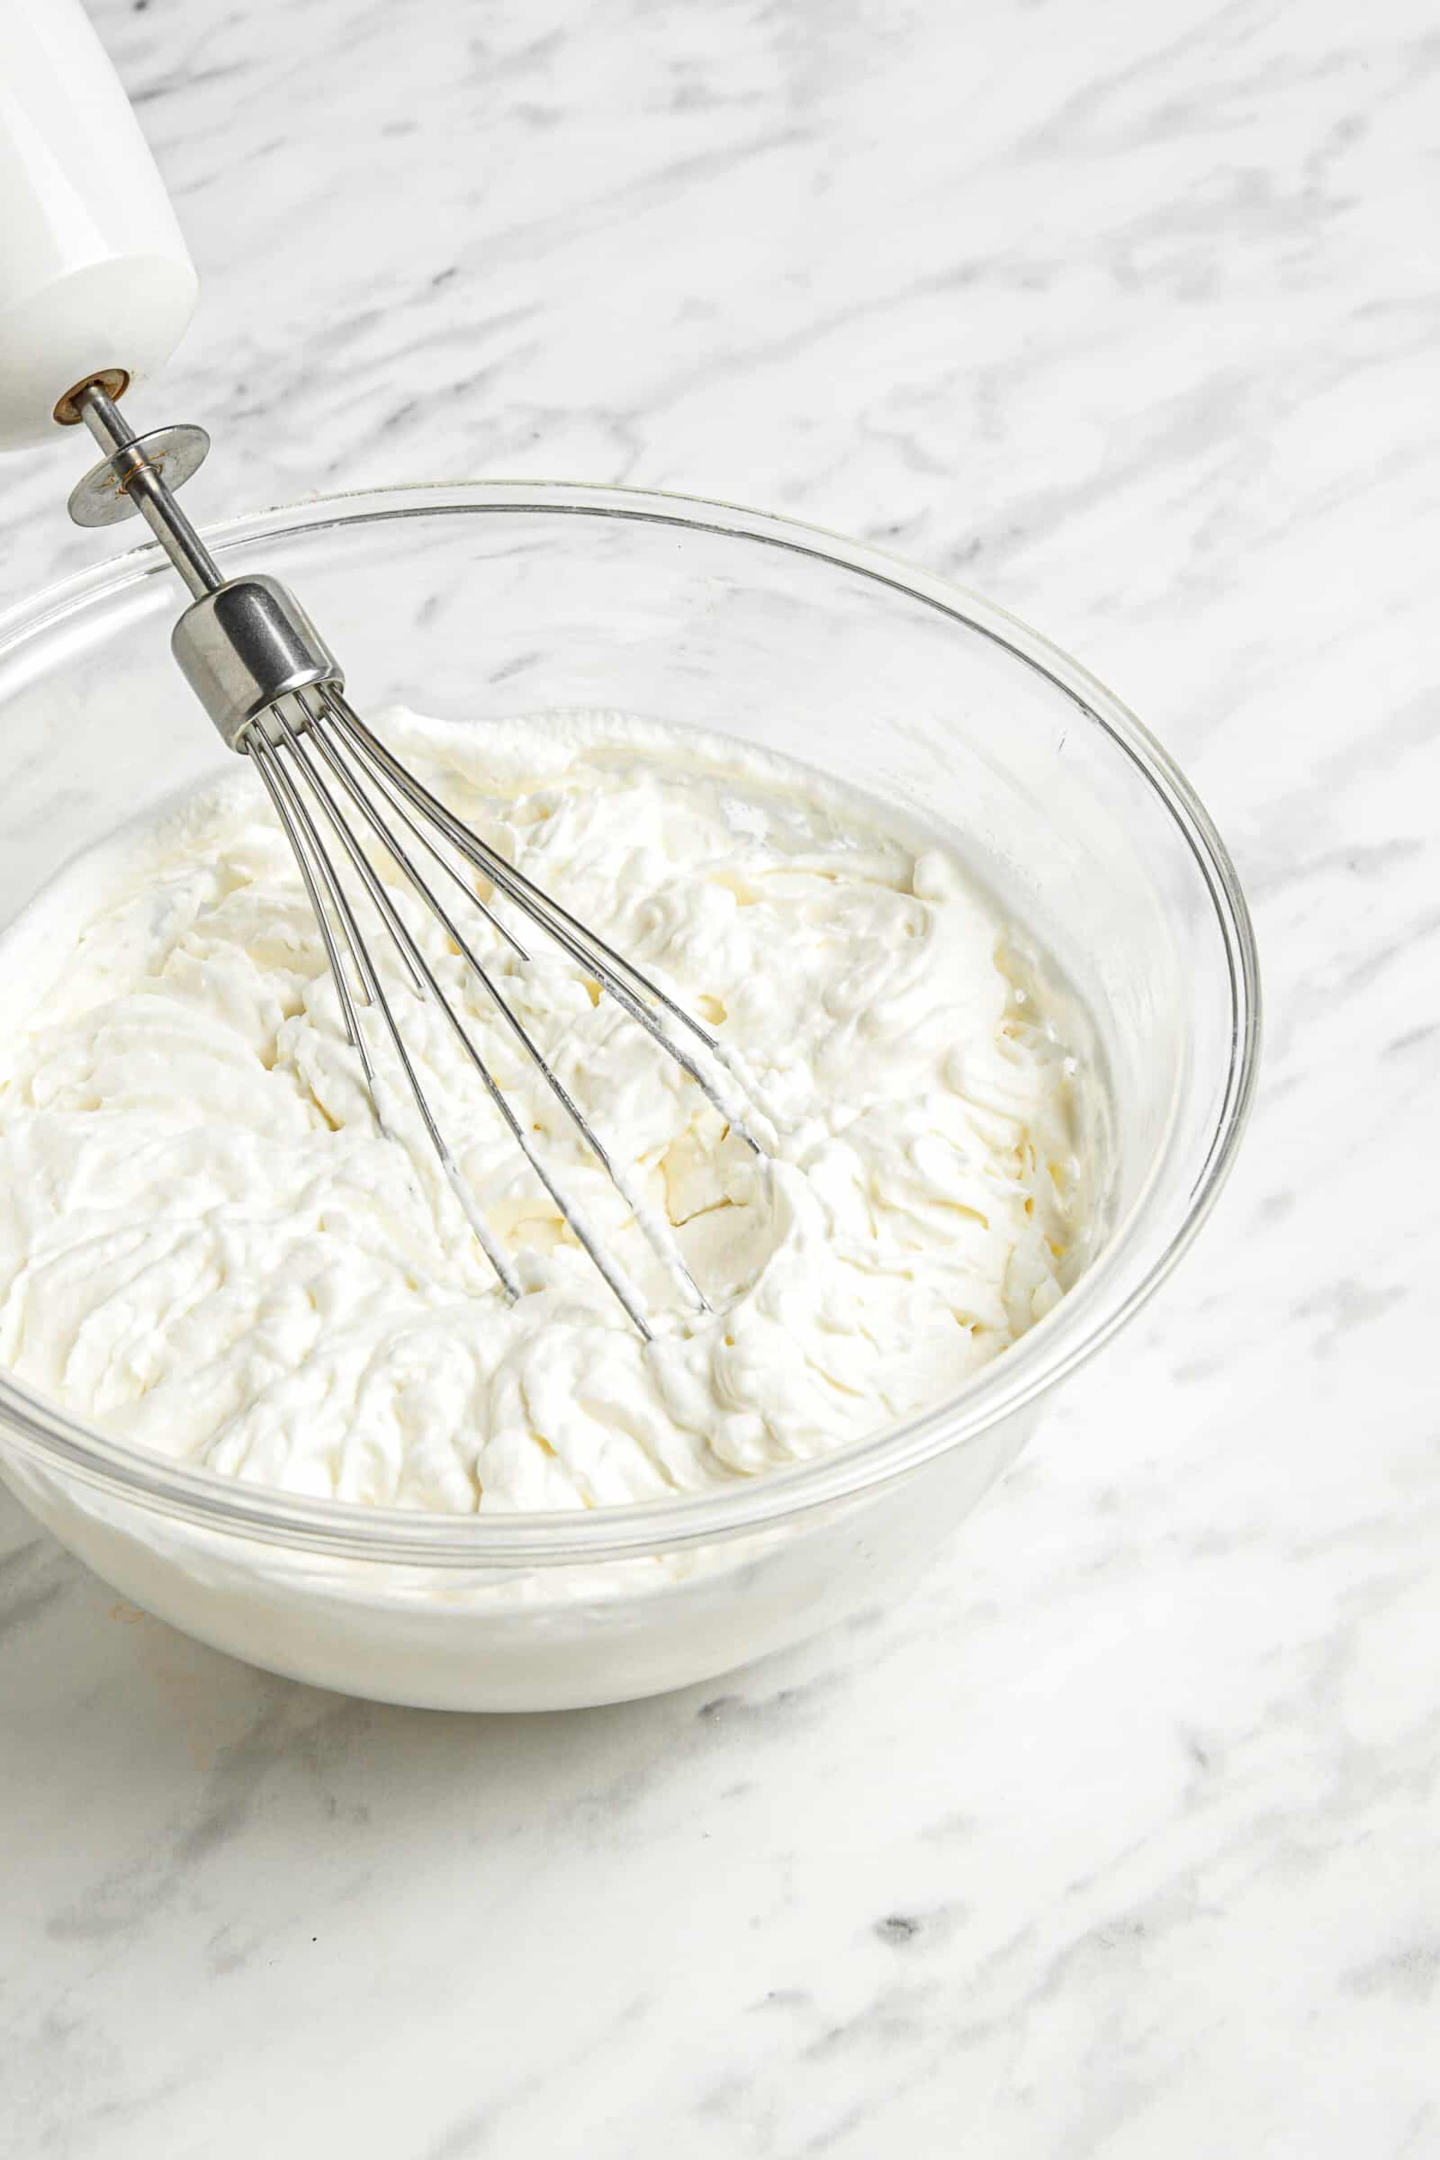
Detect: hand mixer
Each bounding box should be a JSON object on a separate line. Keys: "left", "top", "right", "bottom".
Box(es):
{"left": 0, "top": 0, "right": 757, "bottom": 1335}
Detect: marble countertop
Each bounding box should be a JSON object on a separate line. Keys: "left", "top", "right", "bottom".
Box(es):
{"left": 2, "top": 1, "right": 1436, "bottom": 2153}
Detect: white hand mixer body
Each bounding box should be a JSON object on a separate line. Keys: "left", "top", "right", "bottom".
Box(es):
{"left": 0, "top": 0, "right": 195, "bottom": 452}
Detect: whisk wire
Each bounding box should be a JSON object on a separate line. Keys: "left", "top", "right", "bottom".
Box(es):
{"left": 292, "top": 703, "right": 709, "bottom": 1317}
{"left": 248, "top": 735, "right": 369, "bottom": 1053}
{"left": 254, "top": 710, "right": 525, "bottom": 1301}
{"left": 321, "top": 690, "right": 758, "bottom": 1147}
{"left": 304, "top": 691, "right": 529, "bottom": 963}
{"left": 246, "top": 697, "right": 735, "bottom": 1336}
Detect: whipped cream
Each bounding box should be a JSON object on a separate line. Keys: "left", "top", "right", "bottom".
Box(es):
{"left": 0, "top": 709, "right": 1098, "bottom": 1513}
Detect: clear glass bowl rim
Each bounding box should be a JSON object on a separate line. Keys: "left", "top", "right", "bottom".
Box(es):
{"left": 0, "top": 480, "right": 1261, "bottom": 1565}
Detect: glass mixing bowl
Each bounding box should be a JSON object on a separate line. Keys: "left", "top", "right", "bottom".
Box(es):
{"left": 0, "top": 484, "right": 1259, "bottom": 1710}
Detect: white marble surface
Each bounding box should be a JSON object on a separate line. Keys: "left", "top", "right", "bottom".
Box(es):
{"left": 2, "top": 0, "right": 1437, "bottom": 2152}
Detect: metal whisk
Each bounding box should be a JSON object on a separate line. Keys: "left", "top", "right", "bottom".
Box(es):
{"left": 60, "top": 383, "right": 756, "bottom": 1336}
{"left": 0, "top": 2, "right": 760, "bottom": 1331}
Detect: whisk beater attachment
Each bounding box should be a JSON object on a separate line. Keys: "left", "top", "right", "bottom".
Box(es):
{"left": 62, "top": 382, "right": 757, "bottom": 1335}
